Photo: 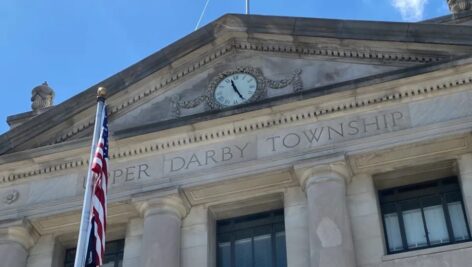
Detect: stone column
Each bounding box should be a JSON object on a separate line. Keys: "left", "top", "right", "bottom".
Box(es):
{"left": 27, "top": 234, "right": 63, "bottom": 267}
{"left": 182, "top": 205, "right": 212, "bottom": 267}
{"left": 122, "top": 218, "right": 143, "bottom": 267}
{"left": 137, "top": 195, "right": 189, "bottom": 267}
{"left": 458, "top": 153, "right": 472, "bottom": 223}
{"left": 296, "top": 160, "right": 356, "bottom": 267}
{"left": 347, "top": 174, "right": 384, "bottom": 267}
{"left": 0, "top": 220, "right": 37, "bottom": 267}
{"left": 284, "top": 187, "right": 310, "bottom": 267}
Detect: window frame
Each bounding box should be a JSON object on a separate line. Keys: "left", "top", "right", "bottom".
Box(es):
{"left": 379, "top": 176, "right": 472, "bottom": 254}
{"left": 216, "top": 209, "right": 287, "bottom": 267}
{"left": 64, "top": 239, "right": 125, "bottom": 267}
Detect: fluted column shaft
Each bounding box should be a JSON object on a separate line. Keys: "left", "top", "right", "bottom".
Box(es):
{"left": 297, "top": 161, "right": 356, "bottom": 267}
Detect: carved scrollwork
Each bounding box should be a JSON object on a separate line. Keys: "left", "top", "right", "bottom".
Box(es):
{"left": 265, "top": 69, "right": 303, "bottom": 92}
{"left": 170, "top": 67, "right": 303, "bottom": 117}
{"left": 3, "top": 190, "right": 19, "bottom": 205}
{"left": 170, "top": 95, "right": 210, "bottom": 117}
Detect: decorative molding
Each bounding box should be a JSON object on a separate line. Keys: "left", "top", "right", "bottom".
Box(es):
{"left": 184, "top": 170, "right": 295, "bottom": 205}
{"left": 2, "top": 190, "right": 19, "bottom": 205}
{"left": 134, "top": 194, "right": 190, "bottom": 219}
{"left": 1, "top": 73, "right": 471, "bottom": 186}
{"left": 170, "top": 67, "right": 302, "bottom": 117}
{"left": 0, "top": 219, "right": 39, "bottom": 250}
{"left": 294, "top": 157, "right": 352, "bottom": 191}
{"left": 49, "top": 38, "right": 448, "bottom": 145}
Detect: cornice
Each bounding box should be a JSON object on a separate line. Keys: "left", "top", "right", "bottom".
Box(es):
{"left": 0, "top": 64, "right": 471, "bottom": 186}
{"left": 50, "top": 38, "right": 449, "bottom": 146}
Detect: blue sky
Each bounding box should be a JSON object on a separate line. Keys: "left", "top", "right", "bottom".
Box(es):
{"left": 0, "top": 0, "right": 450, "bottom": 133}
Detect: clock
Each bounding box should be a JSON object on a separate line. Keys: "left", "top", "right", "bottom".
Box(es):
{"left": 214, "top": 73, "right": 257, "bottom": 106}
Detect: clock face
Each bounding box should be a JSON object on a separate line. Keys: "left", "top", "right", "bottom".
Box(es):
{"left": 214, "top": 73, "right": 257, "bottom": 107}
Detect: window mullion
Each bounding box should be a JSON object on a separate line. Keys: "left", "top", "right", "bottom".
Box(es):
{"left": 251, "top": 228, "right": 255, "bottom": 267}
{"left": 396, "top": 203, "right": 408, "bottom": 252}
{"left": 420, "top": 198, "right": 431, "bottom": 247}
{"left": 457, "top": 195, "right": 472, "bottom": 240}
{"left": 230, "top": 232, "right": 235, "bottom": 267}
{"left": 441, "top": 194, "right": 455, "bottom": 243}
{"left": 271, "top": 223, "right": 277, "bottom": 267}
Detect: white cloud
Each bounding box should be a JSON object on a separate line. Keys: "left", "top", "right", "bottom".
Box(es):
{"left": 391, "top": 0, "right": 428, "bottom": 21}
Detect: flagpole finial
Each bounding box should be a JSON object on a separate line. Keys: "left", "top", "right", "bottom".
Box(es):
{"left": 97, "top": 87, "right": 107, "bottom": 100}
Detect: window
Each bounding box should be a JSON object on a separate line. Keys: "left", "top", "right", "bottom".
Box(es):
{"left": 64, "top": 239, "right": 124, "bottom": 267}
{"left": 217, "top": 210, "right": 287, "bottom": 267}
{"left": 379, "top": 177, "right": 471, "bottom": 254}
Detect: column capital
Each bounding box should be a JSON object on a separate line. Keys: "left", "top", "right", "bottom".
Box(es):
{"left": 135, "top": 193, "right": 190, "bottom": 219}
{"left": 294, "top": 158, "right": 352, "bottom": 191}
{"left": 0, "top": 219, "right": 38, "bottom": 250}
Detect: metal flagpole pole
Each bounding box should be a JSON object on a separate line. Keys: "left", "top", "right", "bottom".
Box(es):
{"left": 246, "top": 0, "right": 250, "bottom": 14}
{"left": 74, "top": 87, "right": 107, "bottom": 267}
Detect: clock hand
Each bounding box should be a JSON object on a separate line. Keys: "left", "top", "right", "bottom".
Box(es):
{"left": 230, "top": 80, "right": 245, "bottom": 100}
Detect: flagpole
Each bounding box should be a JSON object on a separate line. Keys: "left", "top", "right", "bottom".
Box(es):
{"left": 74, "top": 87, "right": 107, "bottom": 267}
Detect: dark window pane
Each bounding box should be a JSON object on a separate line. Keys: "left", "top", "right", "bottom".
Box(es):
{"left": 424, "top": 204, "right": 449, "bottom": 245}
{"left": 218, "top": 242, "right": 231, "bottom": 267}
{"left": 64, "top": 239, "right": 124, "bottom": 267}
{"left": 402, "top": 208, "right": 428, "bottom": 249}
{"left": 379, "top": 177, "right": 471, "bottom": 254}
{"left": 217, "top": 210, "right": 287, "bottom": 267}
{"left": 254, "top": 234, "right": 272, "bottom": 267}
{"left": 235, "top": 238, "right": 252, "bottom": 267}
{"left": 383, "top": 212, "right": 403, "bottom": 252}
{"left": 275, "top": 231, "right": 287, "bottom": 267}
{"left": 448, "top": 201, "right": 470, "bottom": 241}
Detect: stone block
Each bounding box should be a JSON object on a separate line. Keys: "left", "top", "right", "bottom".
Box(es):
{"left": 409, "top": 91, "right": 472, "bottom": 127}
{"left": 181, "top": 224, "right": 208, "bottom": 249}
{"left": 181, "top": 246, "right": 208, "bottom": 267}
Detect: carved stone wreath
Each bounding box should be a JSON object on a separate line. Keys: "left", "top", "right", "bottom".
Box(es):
{"left": 170, "top": 67, "right": 303, "bottom": 117}
{"left": 3, "top": 190, "right": 19, "bottom": 205}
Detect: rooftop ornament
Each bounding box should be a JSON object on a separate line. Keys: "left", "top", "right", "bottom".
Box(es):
{"left": 448, "top": 0, "right": 472, "bottom": 14}
{"left": 31, "top": 81, "right": 55, "bottom": 112}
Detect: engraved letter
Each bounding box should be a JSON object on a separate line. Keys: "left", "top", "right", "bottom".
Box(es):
{"left": 205, "top": 150, "right": 218, "bottom": 165}
{"left": 125, "top": 166, "right": 136, "bottom": 181}
{"left": 234, "top": 143, "right": 249, "bottom": 158}
{"left": 138, "top": 164, "right": 150, "bottom": 179}
{"left": 327, "top": 123, "right": 344, "bottom": 140}
{"left": 282, "top": 133, "right": 301, "bottom": 148}
{"left": 170, "top": 157, "right": 186, "bottom": 172}
{"left": 186, "top": 154, "right": 203, "bottom": 169}
{"left": 303, "top": 127, "right": 324, "bottom": 143}
{"left": 222, "top": 147, "right": 233, "bottom": 161}
{"left": 113, "top": 169, "right": 123, "bottom": 184}
{"left": 362, "top": 116, "right": 380, "bottom": 133}
{"left": 391, "top": 112, "right": 404, "bottom": 127}
{"left": 265, "top": 136, "right": 281, "bottom": 152}
{"left": 347, "top": 120, "right": 360, "bottom": 136}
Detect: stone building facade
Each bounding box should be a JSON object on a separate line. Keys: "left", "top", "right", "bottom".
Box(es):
{"left": 1, "top": 8, "right": 472, "bottom": 267}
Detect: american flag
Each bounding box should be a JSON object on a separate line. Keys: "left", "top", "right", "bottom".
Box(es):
{"left": 86, "top": 107, "right": 109, "bottom": 267}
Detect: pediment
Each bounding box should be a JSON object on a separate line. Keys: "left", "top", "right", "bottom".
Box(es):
{"left": 2, "top": 14, "right": 472, "bottom": 154}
